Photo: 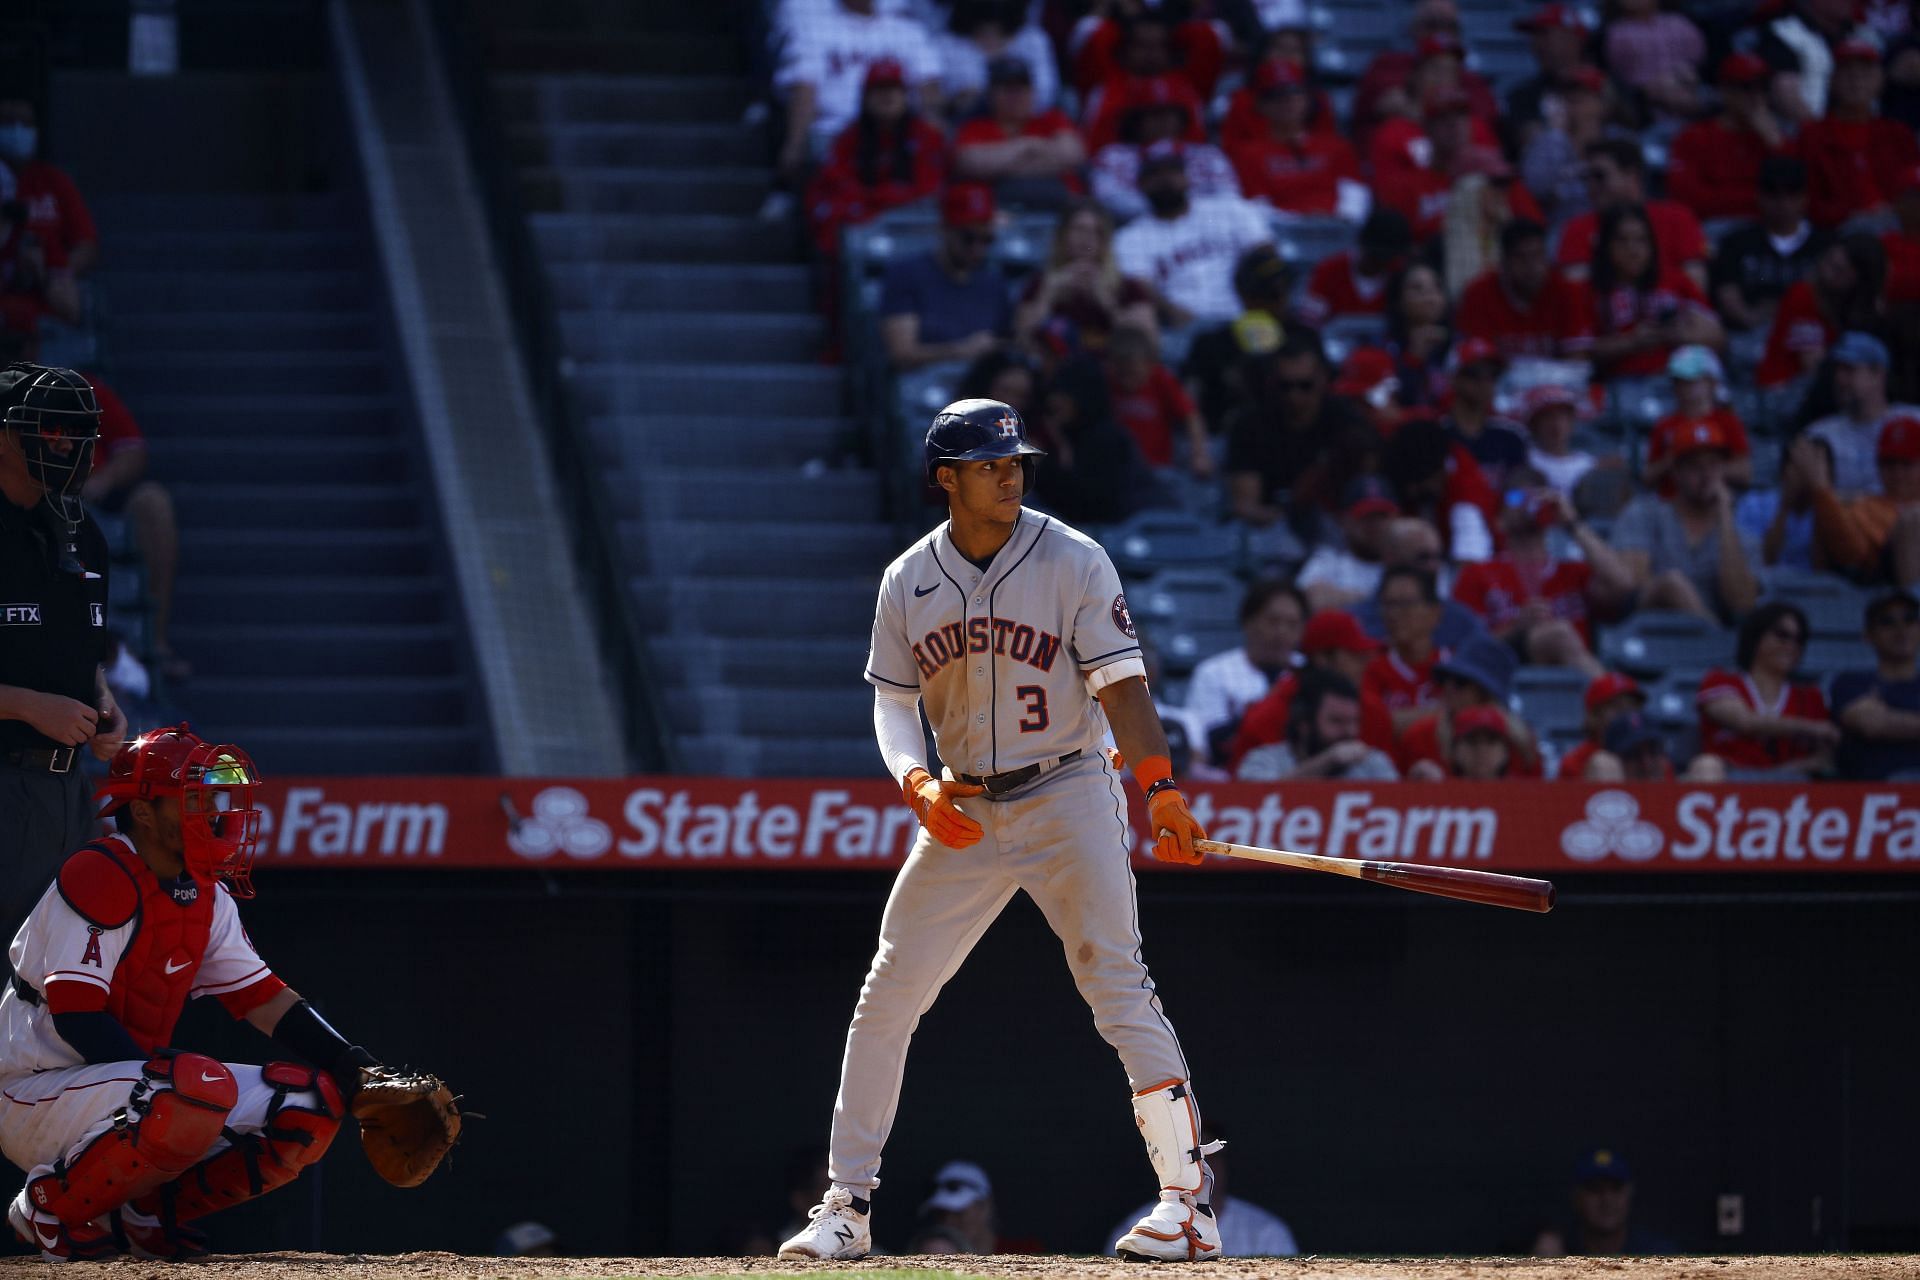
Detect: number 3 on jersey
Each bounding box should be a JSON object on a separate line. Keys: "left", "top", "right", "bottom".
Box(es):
{"left": 1015, "top": 685, "right": 1049, "bottom": 733}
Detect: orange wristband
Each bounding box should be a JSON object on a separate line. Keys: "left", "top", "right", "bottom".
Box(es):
{"left": 1131, "top": 754, "right": 1174, "bottom": 791}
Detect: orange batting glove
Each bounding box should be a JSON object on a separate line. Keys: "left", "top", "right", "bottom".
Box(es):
{"left": 1133, "top": 755, "right": 1206, "bottom": 865}
{"left": 903, "top": 767, "right": 986, "bottom": 849}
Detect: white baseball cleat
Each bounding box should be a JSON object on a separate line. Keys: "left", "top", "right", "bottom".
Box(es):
{"left": 777, "top": 1185, "right": 873, "bottom": 1260}
{"left": 1116, "top": 1190, "right": 1224, "bottom": 1262}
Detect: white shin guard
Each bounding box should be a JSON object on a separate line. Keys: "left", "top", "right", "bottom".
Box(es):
{"left": 1131, "top": 1079, "right": 1222, "bottom": 1200}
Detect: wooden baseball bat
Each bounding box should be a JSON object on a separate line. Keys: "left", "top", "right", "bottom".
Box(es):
{"left": 1194, "top": 839, "right": 1555, "bottom": 913}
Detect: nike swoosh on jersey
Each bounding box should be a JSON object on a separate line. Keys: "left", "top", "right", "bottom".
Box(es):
{"left": 914, "top": 584, "right": 939, "bottom": 597}
{"left": 164, "top": 958, "right": 190, "bottom": 974}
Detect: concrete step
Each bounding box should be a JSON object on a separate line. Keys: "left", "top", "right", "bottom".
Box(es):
{"left": 169, "top": 483, "right": 419, "bottom": 531}
{"left": 632, "top": 575, "right": 874, "bottom": 639}
{"left": 511, "top": 121, "right": 764, "bottom": 168}
{"left": 169, "top": 623, "right": 463, "bottom": 679}
{"left": 90, "top": 192, "right": 351, "bottom": 235}
{"left": 617, "top": 518, "right": 892, "bottom": 576}
{"left": 608, "top": 468, "right": 878, "bottom": 522}
{"left": 544, "top": 263, "right": 812, "bottom": 313}
{"left": 531, "top": 212, "right": 790, "bottom": 264}
{"left": 674, "top": 733, "right": 881, "bottom": 779}
{"left": 159, "top": 439, "right": 406, "bottom": 485}
{"left": 113, "top": 352, "right": 389, "bottom": 398}
{"left": 516, "top": 166, "right": 768, "bottom": 216}
{"left": 99, "top": 269, "right": 373, "bottom": 314}
{"left": 665, "top": 685, "right": 869, "bottom": 738}
{"left": 566, "top": 362, "right": 841, "bottom": 417}
{"left": 559, "top": 310, "right": 823, "bottom": 363}
{"left": 647, "top": 636, "right": 867, "bottom": 689}
{"left": 493, "top": 74, "right": 750, "bottom": 127}
{"left": 186, "top": 676, "right": 469, "bottom": 730}
{"left": 200, "top": 725, "right": 482, "bottom": 776}
{"left": 174, "top": 577, "right": 448, "bottom": 627}
{"left": 110, "top": 312, "right": 378, "bottom": 354}
{"left": 487, "top": 30, "right": 741, "bottom": 75}
{"left": 132, "top": 394, "right": 400, "bottom": 439}
{"left": 178, "top": 528, "right": 436, "bottom": 577}
{"left": 107, "top": 230, "right": 359, "bottom": 271}
{"left": 588, "top": 413, "right": 852, "bottom": 467}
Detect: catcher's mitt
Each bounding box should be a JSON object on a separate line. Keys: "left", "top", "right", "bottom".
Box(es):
{"left": 350, "top": 1066, "right": 461, "bottom": 1187}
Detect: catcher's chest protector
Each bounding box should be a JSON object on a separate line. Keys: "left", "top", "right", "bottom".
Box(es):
{"left": 90, "top": 844, "right": 213, "bottom": 1052}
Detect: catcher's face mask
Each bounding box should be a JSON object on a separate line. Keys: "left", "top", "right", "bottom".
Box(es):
{"left": 98, "top": 725, "right": 263, "bottom": 897}
{"left": 3, "top": 366, "right": 100, "bottom": 529}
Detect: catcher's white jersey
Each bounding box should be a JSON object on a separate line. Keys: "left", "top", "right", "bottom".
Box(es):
{"left": 865, "top": 509, "right": 1140, "bottom": 778}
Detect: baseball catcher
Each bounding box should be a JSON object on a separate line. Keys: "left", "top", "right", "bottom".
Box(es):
{"left": 0, "top": 725, "right": 460, "bottom": 1260}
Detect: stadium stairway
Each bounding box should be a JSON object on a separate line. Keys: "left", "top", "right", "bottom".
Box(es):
{"left": 92, "top": 191, "right": 491, "bottom": 774}
{"left": 489, "top": 0, "right": 892, "bottom": 777}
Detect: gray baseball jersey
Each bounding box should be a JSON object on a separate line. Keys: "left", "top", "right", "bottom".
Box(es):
{"left": 822, "top": 506, "right": 1195, "bottom": 1196}
{"left": 865, "top": 508, "right": 1142, "bottom": 777}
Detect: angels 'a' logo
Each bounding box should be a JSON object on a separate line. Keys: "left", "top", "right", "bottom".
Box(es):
{"left": 1111, "top": 593, "right": 1136, "bottom": 639}
{"left": 995, "top": 413, "right": 1020, "bottom": 439}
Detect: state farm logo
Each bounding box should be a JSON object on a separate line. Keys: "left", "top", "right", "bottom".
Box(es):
{"left": 507, "top": 787, "right": 612, "bottom": 860}
{"left": 1561, "top": 790, "right": 1664, "bottom": 862}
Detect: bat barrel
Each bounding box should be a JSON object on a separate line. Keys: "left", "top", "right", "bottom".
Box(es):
{"left": 1362, "top": 862, "right": 1555, "bottom": 913}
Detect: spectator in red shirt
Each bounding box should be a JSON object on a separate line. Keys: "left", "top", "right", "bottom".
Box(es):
{"left": 0, "top": 95, "right": 98, "bottom": 277}
{"left": 1798, "top": 40, "right": 1920, "bottom": 228}
{"left": 81, "top": 376, "right": 184, "bottom": 678}
{"left": 1456, "top": 218, "right": 1586, "bottom": 360}
{"left": 1572, "top": 203, "right": 1724, "bottom": 380}
{"left": 1226, "top": 609, "right": 1395, "bottom": 773}
{"left": 0, "top": 198, "right": 77, "bottom": 338}
{"left": 1295, "top": 207, "right": 1410, "bottom": 328}
{"left": 1225, "top": 60, "right": 1364, "bottom": 220}
{"left": 1014, "top": 200, "right": 1162, "bottom": 354}
{"left": 1368, "top": 35, "right": 1504, "bottom": 181}
{"left": 1666, "top": 53, "right": 1788, "bottom": 223}
{"left": 1089, "top": 80, "right": 1235, "bottom": 220}
{"left": 951, "top": 56, "right": 1087, "bottom": 209}
{"left": 806, "top": 60, "right": 949, "bottom": 256}
{"left": 1884, "top": 168, "right": 1920, "bottom": 303}
{"left": 1755, "top": 232, "right": 1888, "bottom": 387}
{"left": 1383, "top": 414, "right": 1502, "bottom": 561}
{"left": 1350, "top": 0, "right": 1500, "bottom": 149}
{"left": 1374, "top": 89, "right": 1525, "bottom": 245}
{"left": 1106, "top": 323, "right": 1208, "bottom": 475}
{"left": 1398, "top": 634, "right": 1544, "bottom": 777}
{"left": 1647, "top": 345, "right": 1754, "bottom": 490}
{"left": 1453, "top": 479, "right": 1633, "bottom": 673}
{"left": 1556, "top": 138, "right": 1708, "bottom": 287}
{"left": 1506, "top": 4, "right": 1601, "bottom": 154}
{"left": 1364, "top": 565, "right": 1450, "bottom": 736}
{"left": 1069, "top": 5, "right": 1229, "bottom": 104}
{"left": 1556, "top": 671, "right": 1648, "bottom": 779}
{"left": 1697, "top": 601, "right": 1839, "bottom": 775}
{"left": 1218, "top": 49, "right": 1342, "bottom": 153}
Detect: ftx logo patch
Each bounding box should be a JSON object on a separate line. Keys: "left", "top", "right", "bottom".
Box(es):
{"left": 0, "top": 604, "right": 42, "bottom": 626}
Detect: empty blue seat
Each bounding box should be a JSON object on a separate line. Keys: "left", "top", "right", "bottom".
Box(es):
{"left": 1105, "top": 511, "right": 1240, "bottom": 577}
{"left": 1133, "top": 568, "right": 1245, "bottom": 628}
{"left": 1511, "top": 667, "right": 1589, "bottom": 737}
{"left": 1598, "top": 610, "right": 1732, "bottom": 676}
{"left": 1151, "top": 621, "right": 1245, "bottom": 675}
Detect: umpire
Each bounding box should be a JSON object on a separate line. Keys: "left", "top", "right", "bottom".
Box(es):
{"left": 0, "top": 363, "right": 123, "bottom": 939}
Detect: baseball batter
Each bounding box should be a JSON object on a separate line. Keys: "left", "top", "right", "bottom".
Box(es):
{"left": 780, "top": 399, "right": 1222, "bottom": 1263}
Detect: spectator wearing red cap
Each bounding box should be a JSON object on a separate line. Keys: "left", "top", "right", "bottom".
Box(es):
{"left": 1698, "top": 601, "right": 1837, "bottom": 776}
{"left": 1797, "top": 40, "right": 1920, "bottom": 227}
{"left": 1709, "top": 154, "right": 1835, "bottom": 339}
{"left": 1014, "top": 201, "right": 1162, "bottom": 355}
{"left": 1069, "top": 6, "right": 1229, "bottom": 106}
{"left": 1666, "top": 54, "right": 1788, "bottom": 223}
{"left": 1613, "top": 417, "right": 1761, "bottom": 621}
{"left": 951, "top": 56, "right": 1086, "bottom": 207}
{"left": 1299, "top": 475, "right": 1399, "bottom": 613}
{"left": 1754, "top": 234, "right": 1888, "bottom": 387}
{"left": 1647, "top": 346, "right": 1754, "bottom": 492}
{"left": 1809, "top": 413, "right": 1920, "bottom": 583}
{"left": 1331, "top": 347, "right": 1405, "bottom": 435}
{"left": 1112, "top": 147, "right": 1276, "bottom": 325}
{"left": 1412, "top": 703, "right": 1524, "bottom": 779}
{"left": 1506, "top": 5, "right": 1601, "bottom": 153}
{"left": 1515, "top": 383, "right": 1597, "bottom": 498}
{"left": 1184, "top": 579, "right": 1307, "bottom": 765}
{"left": 1374, "top": 90, "right": 1537, "bottom": 246}
{"left": 1519, "top": 66, "right": 1617, "bottom": 229}
{"left": 1218, "top": 52, "right": 1343, "bottom": 155}
{"left": 1295, "top": 207, "right": 1410, "bottom": 328}
{"left": 1600, "top": 0, "right": 1708, "bottom": 119}
{"left": 1555, "top": 139, "right": 1708, "bottom": 287}
{"left": 1225, "top": 60, "right": 1366, "bottom": 221}
{"left": 806, "top": 61, "right": 949, "bottom": 257}
{"left": 1456, "top": 219, "right": 1588, "bottom": 361}
{"left": 1091, "top": 89, "right": 1239, "bottom": 223}
{"left": 773, "top": 0, "right": 943, "bottom": 180}
{"left": 1439, "top": 339, "right": 1528, "bottom": 487}
{"left": 1368, "top": 38, "right": 1503, "bottom": 183}
{"left": 1397, "top": 635, "right": 1543, "bottom": 778}
{"left": 1350, "top": 0, "right": 1500, "bottom": 150}
{"left": 1569, "top": 203, "right": 1723, "bottom": 380}
{"left": 1105, "top": 322, "right": 1208, "bottom": 474}
{"left": 1364, "top": 566, "right": 1451, "bottom": 737}
{"left": 1882, "top": 167, "right": 1920, "bottom": 302}
{"left": 1236, "top": 667, "right": 1400, "bottom": 781}
{"left": 1453, "top": 476, "right": 1633, "bottom": 675}
{"left": 878, "top": 183, "right": 1012, "bottom": 369}
{"left": 1556, "top": 671, "right": 1650, "bottom": 778}
{"left": 1228, "top": 611, "right": 1396, "bottom": 772}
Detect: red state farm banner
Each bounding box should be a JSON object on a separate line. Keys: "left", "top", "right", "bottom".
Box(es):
{"left": 248, "top": 777, "right": 1920, "bottom": 872}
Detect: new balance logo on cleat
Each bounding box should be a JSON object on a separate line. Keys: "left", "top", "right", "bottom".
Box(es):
{"left": 834, "top": 1225, "right": 854, "bottom": 1245}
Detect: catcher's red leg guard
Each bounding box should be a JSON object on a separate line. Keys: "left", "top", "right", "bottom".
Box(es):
{"left": 143, "top": 1062, "right": 343, "bottom": 1227}
{"left": 27, "top": 1053, "right": 237, "bottom": 1230}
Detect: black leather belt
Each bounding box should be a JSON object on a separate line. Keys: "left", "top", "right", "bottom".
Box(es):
{"left": 957, "top": 749, "right": 1082, "bottom": 796}
{"left": 1, "top": 747, "right": 76, "bottom": 774}
{"left": 11, "top": 975, "right": 42, "bottom": 1007}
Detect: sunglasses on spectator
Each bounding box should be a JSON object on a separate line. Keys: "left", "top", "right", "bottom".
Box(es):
{"left": 1768, "top": 626, "right": 1806, "bottom": 644}
{"left": 1872, "top": 611, "right": 1920, "bottom": 627}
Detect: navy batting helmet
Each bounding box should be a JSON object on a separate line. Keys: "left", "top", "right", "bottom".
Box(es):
{"left": 923, "top": 398, "right": 1045, "bottom": 486}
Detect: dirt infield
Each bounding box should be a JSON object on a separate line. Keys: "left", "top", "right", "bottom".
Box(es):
{"left": 3, "top": 1255, "right": 1917, "bottom": 1280}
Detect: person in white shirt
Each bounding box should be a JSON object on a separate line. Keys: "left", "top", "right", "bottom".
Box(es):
{"left": 1113, "top": 143, "right": 1276, "bottom": 324}
{"left": 1182, "top": 579, "right": 1305, "bottom": 764}
{"left": 775, "top": 0, "right": 943, "bottom": 177}
{"left": 1519, "top": 382, "right": 1597, "bottom": 498}
{"left": 933, "top": 2, "right": 1060, "bottom": 114}
{"left": 1299, "top": 475, "right": 1400, "bottom": 613}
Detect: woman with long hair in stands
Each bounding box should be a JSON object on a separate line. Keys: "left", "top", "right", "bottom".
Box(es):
{"left": 1381, "top": 261, "right": 1454, "bottom": 408}
{"left": 806, "top": 60, "right": 948, "bottom": 258}
{"left": 1755, "top": 232, "right": 1888, "bottom": 388}
{"left": 1696, "top": 600, "right": 1838, "bottom": 777}
{"left": 1013, "top": 198, "right": 1164, "bottom": 353}
{"left": 1579, "top": 202, "right": 1722, "bottom": 381}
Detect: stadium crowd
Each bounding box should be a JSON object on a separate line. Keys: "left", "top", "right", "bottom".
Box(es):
{"left": 766, "top": 0, "right": 1920, "bottom": 783}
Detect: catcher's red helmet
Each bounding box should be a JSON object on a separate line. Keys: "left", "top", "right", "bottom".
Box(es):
{"left": 97, "top": 724, "right": 263, "bottom": 897}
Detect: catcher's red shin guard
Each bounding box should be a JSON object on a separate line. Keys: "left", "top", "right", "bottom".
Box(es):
{"left": 143, "top": 1062, "right": 343, "bottom": 1226}
{"left": 28, "top": 1053, "right": 236, "bottom": 1229}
